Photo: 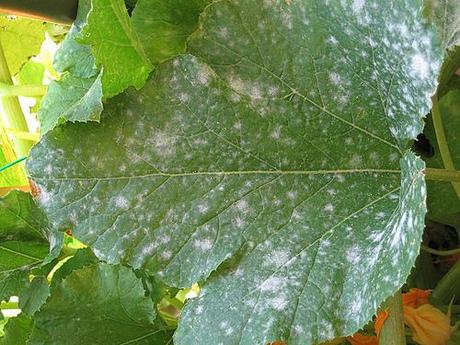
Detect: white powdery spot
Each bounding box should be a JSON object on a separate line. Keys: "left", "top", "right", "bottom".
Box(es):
{"left": 329, "top": 72, "right": 341, "bottom": 86}
{"left": 150, "top": 129, "right": 177, "bottom": 158}
{"left": 268, "top": 295, "right": 288, "bottom": 310}
{"left": 37, "top": 186, "right": 52, "bottom": 206}
{"left": 324, "top": 203, "right": 334, "bottom": 212}
{"left": 161, "top": 250, "right": 172, "bottom": 260}
{"left": 352, "top": 0, "right": 365, "bottom": 14}
{"left": 193, "top": 238, "right": 213, "bottom": 251}
{"left": 410, "top": 53, "right": 429, "bottom": 79}
{"left": 260, "top": 276, "right": 287, "bottom": 292}
{"left": 236, "top": 199, "right": 249, "bottom": 212}
{"left": 44, "top": 164, "right": 53, "bottom": 174}
{"left": 346, "top": 246, "right": 361, "bottom": 264}
{"left": 264, "top": 249, "right": 290, "bottom": 267}
{"left": 115, "top": 196, "right": 129, "bottom": 210}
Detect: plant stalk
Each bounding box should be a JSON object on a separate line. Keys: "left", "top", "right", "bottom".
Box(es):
{"left": 379, "top": 290, "right": 407, "bottom": 345}
{"left": 0, "top": 83, "right": 47, "bottom": 98}
{"left": 421, "top": 245, "right": 460, "bottom": 256}
{"left": 0, "top": 40, "right": 31, "bottom": 158}
{"left": 431, "top": 260, "right": 460, "bottom": 305}
{"left": 431, "top": 95, "right": 460, "bottom": 197}
{"left": 425, "top": 168, "right": 460, "bottom": 183}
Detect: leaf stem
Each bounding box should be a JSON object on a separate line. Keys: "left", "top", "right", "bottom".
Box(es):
{"left": 5, "top": 128, "right": 39, "bottom": 142}
{"left": 379, "top": 290, "right": 406, "bottom": 345}
{"left": 431, "top": 95, "right": 460, "bottom": 197}
{"left": 425, "top": 168, "right": 460, "bottom": 183}
{"left": 0, "top": 40, "right": 32, "bottom": 158}
{"left": 431, "top": 260, "right": 460, "bottom": 305}
{"left": 421, "top": 245, "right": 460, "bottom": 256}
{"left": 0, "top": 82, "right": 47, "bottom": 98}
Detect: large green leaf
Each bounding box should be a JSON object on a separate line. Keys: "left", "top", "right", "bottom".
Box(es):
{"left": 28, "top": 263, "right": 173, "bottom": 345}
{"left": 0, "top": 16, "right": 46, "bottom": 75}
{"left": 132, "top": 0, "right": 211, "bottom": 65}
{"left": 38, "top": 72, "right": 103, "bottom": 135}
{"left": 81, "top": 0, "right": 152, "bottom": 97}
{"left": 28, "top": 0, "right": 442, "bottom": 343}
{"left": 424, "top": 89, "right": 460, "bottom": 227}
{"left": 0, "top": 191, "right": 61, "bottom": 301}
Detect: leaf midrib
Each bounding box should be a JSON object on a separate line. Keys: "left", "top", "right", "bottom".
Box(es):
{"left": 32, "top": 168, "right": 401, "bottom": 181}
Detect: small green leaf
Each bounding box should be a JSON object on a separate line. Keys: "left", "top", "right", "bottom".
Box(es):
{"left": 1, "top": 315, "right": 33, "bottom": 345}
{"left": 0, "top": 16, "right": 46, "bottom": 75}
{"left": 29, "top": 263, "right": 173, "bottom": 345}
{"left": 81, "top": 0, "right": 152, "bottom": 97}
{"left": 38, "top": 71, "right": 103, "bottom": 135}
{"left": 0, "top": 191, "right": 62, "bottom": 301}
{"left": 132, "top": 0, "right": 211, "bottom": 65}
{"left": 18, "top": 276, "right": 50, "bottom": 316}
{"left": 49, "top": 248, "right": 98, "bottom": 289}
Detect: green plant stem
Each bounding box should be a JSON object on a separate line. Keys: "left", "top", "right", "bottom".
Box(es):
{"left": 431, "top": 95, "right": 460, "bottom": 197}
{"left": 421, "top": 245, "right": 460, "bottom": 256}
{"left": 0, "top": 83, "right": 47, "bottom": 98}
{"left": 0, "top": 40, "right": 31, "bottom": 158}
{"left": 379, "top": 290, "right": 406, "bottom": 345}
{"left": 431, "top": 260, "right": 460, "bottom": 305}
{"left": 425, "top": 168, "right": 460, "bottom": 183}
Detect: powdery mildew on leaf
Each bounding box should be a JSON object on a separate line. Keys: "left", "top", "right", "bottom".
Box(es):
{"left": 39, "top": 72, "right": 103, "bottom": 135}
{"left": 28, "top": 0, "right": 442, "bottom": 343}
{"left": 425, "top": 0, "right": 460, "bottom": 49}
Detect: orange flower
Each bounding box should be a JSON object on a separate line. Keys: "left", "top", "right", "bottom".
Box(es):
{"left": 267, "top": 341, "right": 286, "bottom": 345}
{"left": 403, "top": 304, "right": 453, "bottom": 345}
{"left": 374, "top": 310, "right": 388, "bottom": 337}
{"left": 347, "top": 333, "right": 378, "bottom": 345}
{"left": 402, "top": 288, "right": 431, "bottom": 308}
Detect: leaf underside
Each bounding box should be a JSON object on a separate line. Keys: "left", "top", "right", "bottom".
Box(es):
{"left": 28, "top": 0, "right": 442, "bottom": 344}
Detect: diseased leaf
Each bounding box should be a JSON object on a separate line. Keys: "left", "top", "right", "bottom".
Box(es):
{"left": 53, "top": 0, "right": 97, "bottom": 78}
{"left": 41, "top": 0, "right": 103, "bottom": 134}
{"left": 0, "top": 16, "right": 46, "bottom": 75}
{"left": 424, "top": 89, "right": 460, "bottom": 227}
{"left": 81, "top": 0, "right": 152, "bottom": 97}
{"left": 28, "top": 263, "right": 173, "bottom": 345}
{"left": 132, "top": 0, "right": 211, "bottom": 65}
{"left": 0, "top": 191, "right": 62, "bottom": 301}
{"left": 28, "top": 0, "right": 442, "bottom": 343}
{"left": 425, "top": 0, "right": 460, "bottom": 49}
{"left": 38, "top": 72, "right": 103, "bottom": 135}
